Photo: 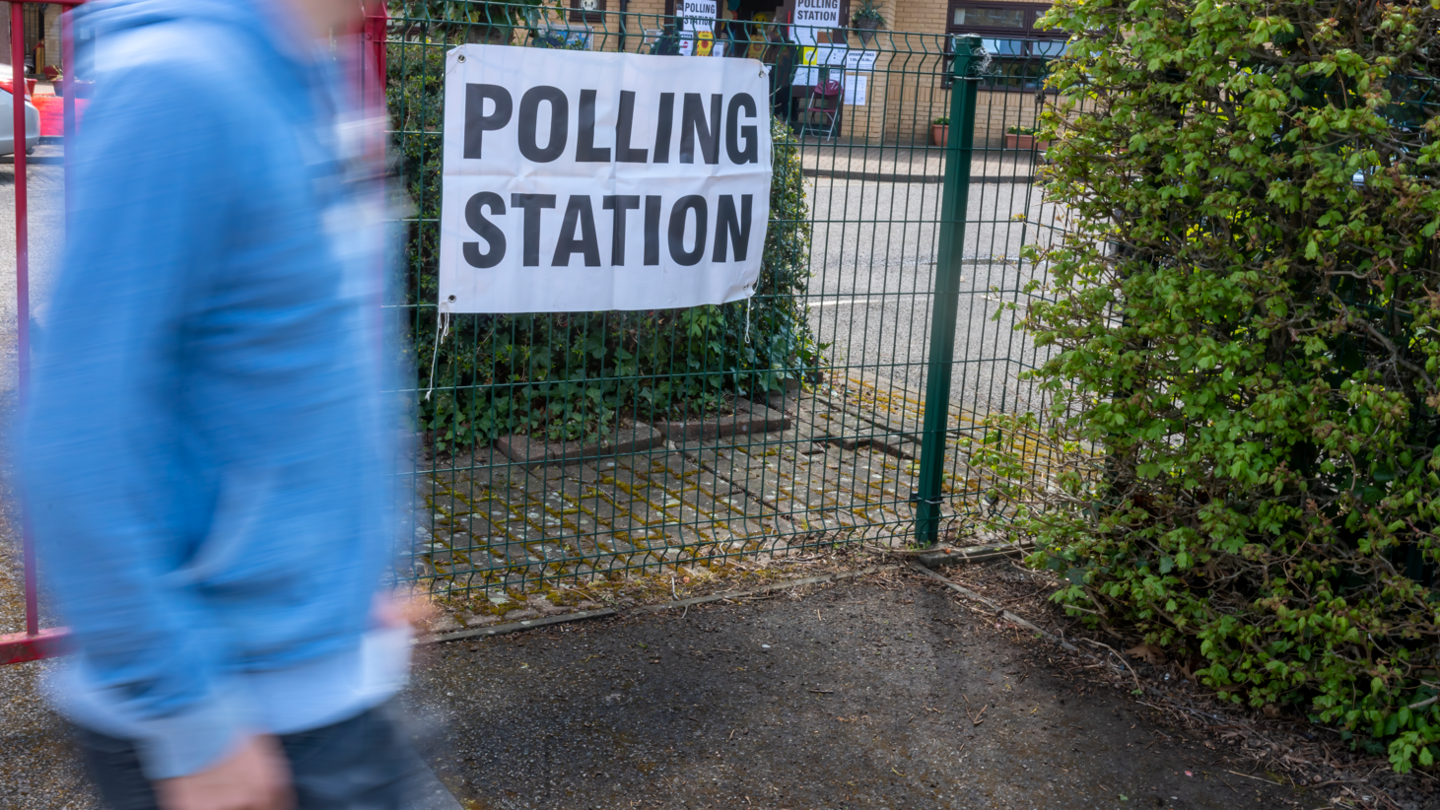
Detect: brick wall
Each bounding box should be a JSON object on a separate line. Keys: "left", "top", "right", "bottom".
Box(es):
{"left": 872, "top": 0, "right": 1044, "bottom": 146}
{"left": 42, "top": 3, "right": 61, "bottom": 69}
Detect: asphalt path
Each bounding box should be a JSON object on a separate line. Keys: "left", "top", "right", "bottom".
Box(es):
{"left": 408, "top": 575, "right": 1305, "bottom": 810}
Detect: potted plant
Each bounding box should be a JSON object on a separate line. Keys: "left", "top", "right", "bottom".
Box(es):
{"left": 851, "top": 0, "right": 885, "bottom": 46}
{"left": 1004, "top": 125, "right": 1051, "bottom": 152}
{"left": 931, "top": 116, "right": 949, "bottom": 147}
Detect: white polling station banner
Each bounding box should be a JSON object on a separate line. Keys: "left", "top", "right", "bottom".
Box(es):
{"left": 439, "top": 45, "right": 772, "bottom": 313}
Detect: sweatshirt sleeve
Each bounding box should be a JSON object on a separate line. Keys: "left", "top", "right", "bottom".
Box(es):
{"left": 20, "top": 54, "right": 247, "bottom": 779}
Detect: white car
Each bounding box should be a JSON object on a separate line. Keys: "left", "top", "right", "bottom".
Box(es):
{"left": 0, "top": 85, "right": 42, "bottom": 156}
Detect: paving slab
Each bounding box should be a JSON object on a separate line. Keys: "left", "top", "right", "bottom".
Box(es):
{"left": 793, "top": 391, "right": 919, "bottom": 459}
{"left": 814, "top": 371, "right": 1056, "bottom": 520}
{"left": 495, "top": 425, "right": 666, "bottom": 469}
{"left": 677, "top": 425, "right": 916, "bottom": 541}
{"left": 651, "top": 400, "right": 791, "bottom": 443}
{"left": 598, "top": 448, "right": 776, "bottom": 559}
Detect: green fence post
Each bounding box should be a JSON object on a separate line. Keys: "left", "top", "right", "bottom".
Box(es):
{"left": 914, "top": 34, "right": 982, "bottom": 546}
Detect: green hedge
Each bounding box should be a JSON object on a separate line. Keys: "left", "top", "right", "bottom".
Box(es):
{"left": 386, "top": 33, "right": 820, "bottom": 451}
{"left": 978, "top": 0, "right": 1440, "bottom": 771}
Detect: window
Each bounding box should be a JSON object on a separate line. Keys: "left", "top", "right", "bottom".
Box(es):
{"left": 952, "top": 7, "right": 1025, "bottom": 29}
{"left": 946, "top": 3, "right": 1066, "bottom": 90}
{"left": 946, "top": 2, "right": 1052, "bottom": 35}
{"left": 1032, "top": 38, "right": 1068, "bottom": 56}
{"left": 570, "top": 0, "right": 605, "bottom": 24}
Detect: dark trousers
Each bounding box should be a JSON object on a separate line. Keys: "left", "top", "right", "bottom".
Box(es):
{"left": 76, "top": 705, "right": 417, "bottom": 810}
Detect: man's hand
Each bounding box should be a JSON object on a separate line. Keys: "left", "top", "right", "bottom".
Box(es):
{"left": 155, "top": 734, "right": 292, "bottom": 810}
{"left": 373, "top": 591, "right": 438, "bottom": 631}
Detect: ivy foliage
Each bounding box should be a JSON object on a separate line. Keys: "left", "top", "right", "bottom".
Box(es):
{"left": 979, "top": 0, "right": 1440, "bottom": 771}
{"left": 389, "top": 0, "right": 543, "bottom": 40}
{"left": 385, "top": 31, "right": 820, "bottom": 451}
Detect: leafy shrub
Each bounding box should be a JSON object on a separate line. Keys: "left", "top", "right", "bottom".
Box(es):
{"left": 385, "top": 32, "right": 820, "bottom": 451}
{"left": 979, "top": 0, "right": 1440, "bottom": 771}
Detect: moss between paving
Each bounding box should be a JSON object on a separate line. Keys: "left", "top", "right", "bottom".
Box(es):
{"left": 409, "top": 372, "right": 1008, "bottom": 597}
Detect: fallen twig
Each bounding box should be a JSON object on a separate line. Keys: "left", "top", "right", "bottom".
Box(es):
{"left": 907, "top": 563, "right": 1079, "bottom": 653}
{"left": 1408, "top": 694, "right": 1439, "bottom": 711}
{"left": 863, "top": 544, "right": 949, "bottom": 556}
{"left": 1080, "top": 637, "right": 1144, "bottom": 693}
{"left": 1225, "top": 769, "right": 1283, "bottom": 786}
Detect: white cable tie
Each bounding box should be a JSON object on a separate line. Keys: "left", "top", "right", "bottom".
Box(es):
{"left": 424, "top": 301, "right": 453, "bottom": 402}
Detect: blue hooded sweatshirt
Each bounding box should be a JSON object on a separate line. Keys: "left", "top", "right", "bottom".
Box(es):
{"left": 20, "top": 0, "right": 404, "bottom": 780}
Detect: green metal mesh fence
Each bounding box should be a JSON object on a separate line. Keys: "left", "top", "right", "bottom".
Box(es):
{"left": 383, "top": 1, "right": 1065, "bottom": 596}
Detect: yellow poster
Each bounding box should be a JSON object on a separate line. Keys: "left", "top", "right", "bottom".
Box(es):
{"left": 695, "top": 30, "right": 715, "bottom": 56}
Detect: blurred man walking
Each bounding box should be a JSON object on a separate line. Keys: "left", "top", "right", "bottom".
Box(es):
{"left": 20, "top": 1, "right": 412, "bottom": 808}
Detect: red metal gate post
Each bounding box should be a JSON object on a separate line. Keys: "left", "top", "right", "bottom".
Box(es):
{"left": 363, "top": 2, "right": 387, "bottom": 113}
{"left": 62, "top": 3, "right": 74, "bottom": 205}
{"left": 2, "top": 0, "right": 81, "bottom": 667}
{"left": 13, "top": 0, "right": 34, "bottom": 635}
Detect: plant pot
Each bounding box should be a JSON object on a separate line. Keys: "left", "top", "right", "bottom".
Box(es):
{"left": 1004, "top": 133, "right": 1052, "bottom": 152}
{"left": 931, "top": 124, "right": 948, "bottom": 148}
{"left": 856, "top": 18, "right": 880, "bottom": 46}
{"left": 52, "top": 79, "right": 62, "bottom": 97}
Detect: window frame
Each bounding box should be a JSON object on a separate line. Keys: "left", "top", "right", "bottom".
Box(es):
{"left": 944, "top": 3, "right": 1065, "bottom": 92}
{"left": 570, "top": 0, "right": 606, "bottom": 24}
{"left": 945, "top": 2, "right": 1061, "bottom": 40}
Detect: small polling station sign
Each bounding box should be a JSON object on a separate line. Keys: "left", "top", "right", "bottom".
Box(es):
{"left": 439, "top": 45, "right": 773, "bottom": 313}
